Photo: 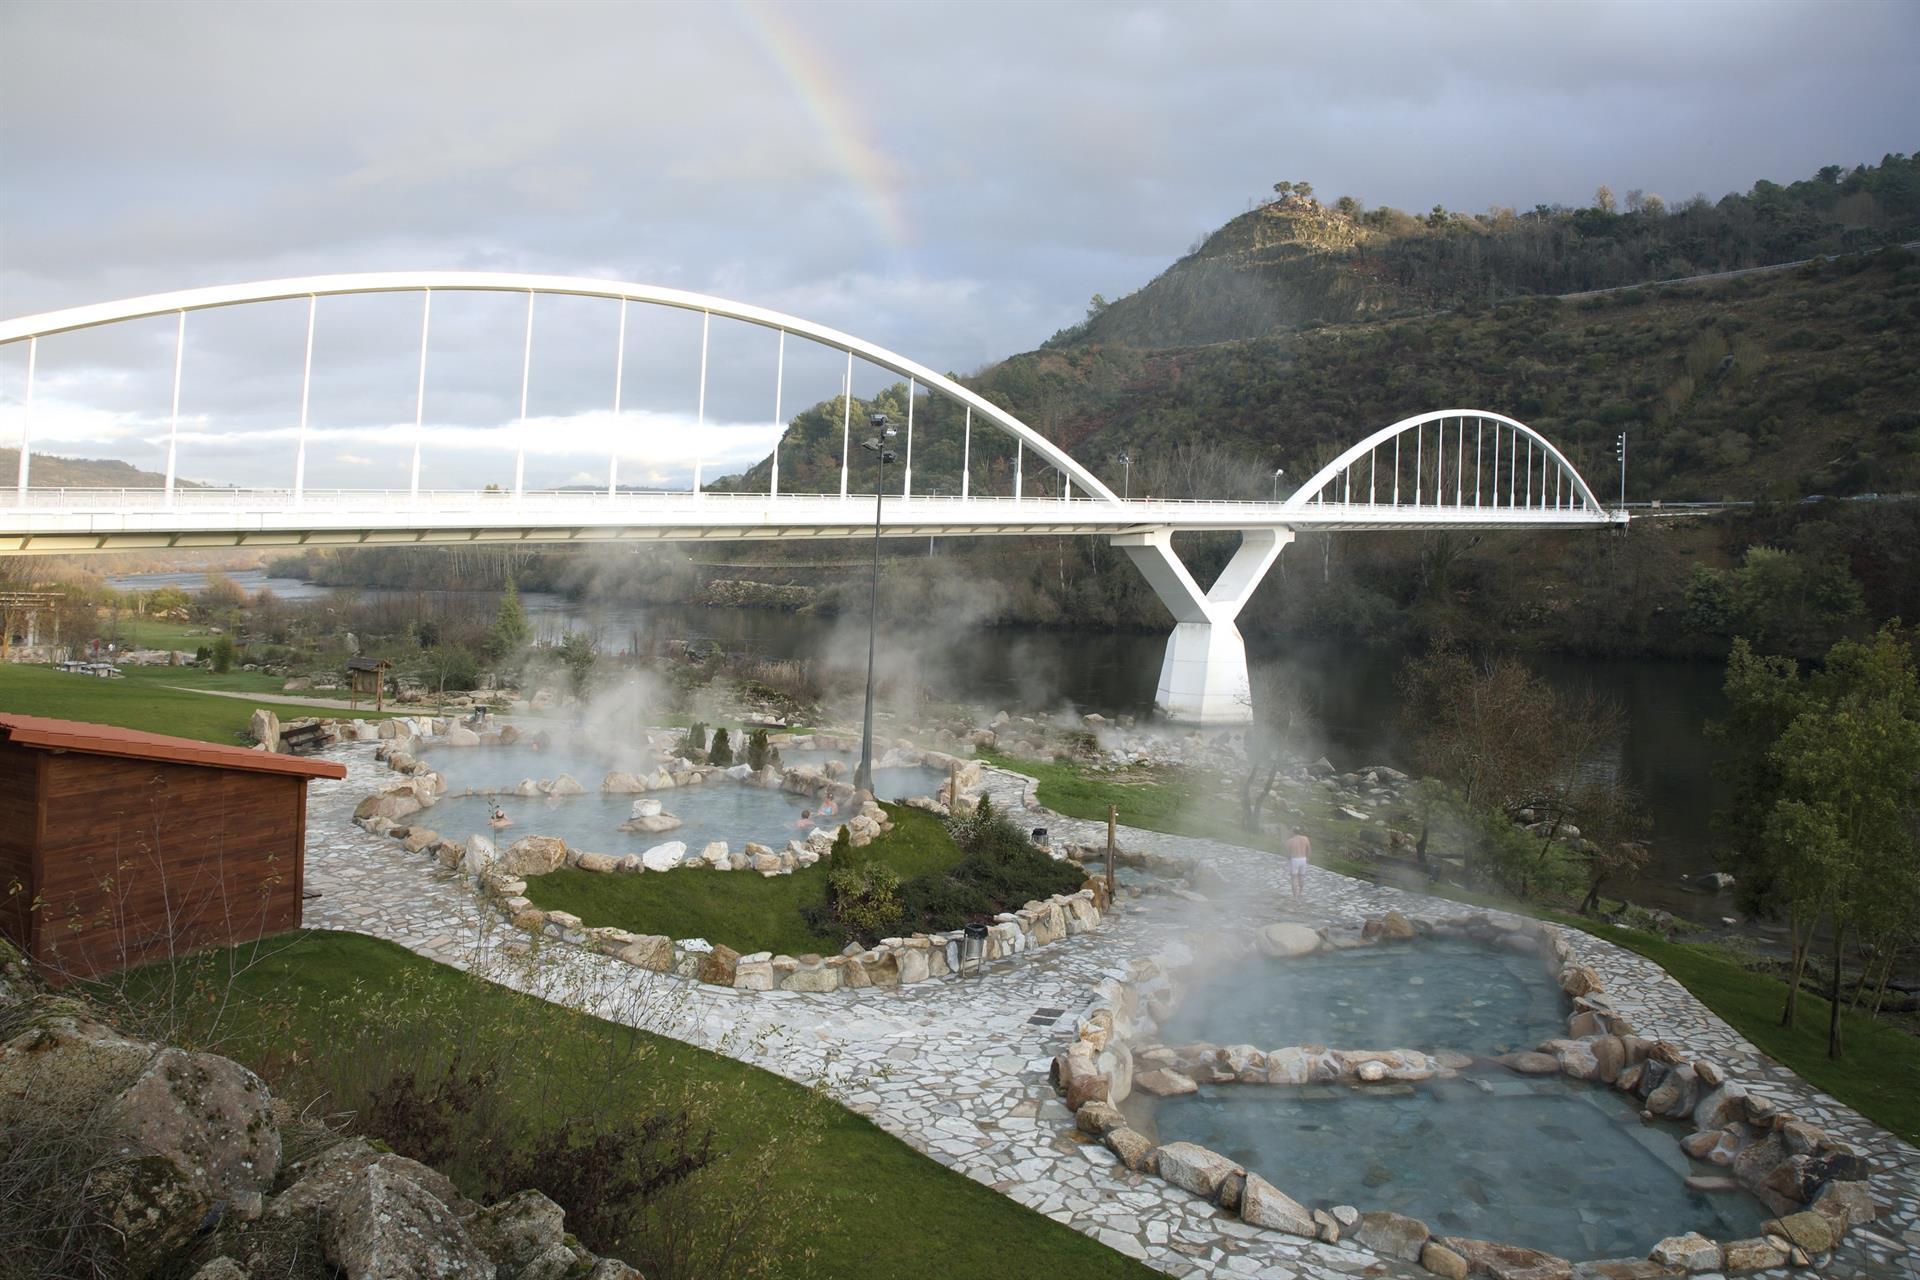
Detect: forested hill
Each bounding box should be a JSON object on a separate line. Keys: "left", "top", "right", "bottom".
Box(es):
{"left": 721, "top": 239, "right": 1920, "bottom": 504}
{"left": 1055, "top": 155, "right": 1920, "bottom": 349}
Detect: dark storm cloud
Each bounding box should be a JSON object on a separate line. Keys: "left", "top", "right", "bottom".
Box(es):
{"left": 2, "top": 0, "right": 1914, "bottom": 488}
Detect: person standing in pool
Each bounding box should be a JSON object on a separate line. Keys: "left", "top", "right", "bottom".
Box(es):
{"left": 1285, "top": 828, "right": 1311, "bottom": 900}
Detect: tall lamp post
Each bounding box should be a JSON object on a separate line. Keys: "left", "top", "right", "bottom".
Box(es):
{"left": 854, "top": 412, "right": 898, "bottom": 795}
{"left": 1120, "top": 452, "right": 1132, "bottom": 501}
{"left": 1272, "top": 467, "right": 1285, "bottom": 501}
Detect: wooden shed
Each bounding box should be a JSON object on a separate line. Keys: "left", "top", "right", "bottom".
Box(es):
{"left": 0, "top": 713, "right": 347, "bottom": 980}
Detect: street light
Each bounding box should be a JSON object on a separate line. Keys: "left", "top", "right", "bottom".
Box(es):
{"left": 1272, "top": 467, "right": 1285, "bottom": 501}
{"left": 854, "top": 412, "right": 898, "bottom": 795}
{"left": 1119, "top": 452, "right": 1132, "bottom": 501}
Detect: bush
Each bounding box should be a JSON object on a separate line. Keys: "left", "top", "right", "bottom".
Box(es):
{"left": 677, "top": 722, "right": 708, "bottom": 757}
{"left": 744, "top": 728, "right": 779, "bottom": 773}
{"left": 209, "top": 634, "right": 236, "bottom": 673}
{"left": 707, "top": 728, "right": 733, "bottom": 767}
{"left": 500, "top": 1113, "right": 714, "bottom": 1262}
{"left": 825, "top": 858, "right": 903, "bottom": 939}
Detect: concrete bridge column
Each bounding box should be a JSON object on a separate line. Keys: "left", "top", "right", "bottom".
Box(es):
{"left": 1112, "top": 526, "right": 1290, "bottom": 725}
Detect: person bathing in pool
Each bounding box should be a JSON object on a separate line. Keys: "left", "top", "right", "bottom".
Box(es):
{"left": 794, "top": 808, "right": 814, "bottom": 830}
{"left": 490, "top": 804, "right": 513, "bottom": 830}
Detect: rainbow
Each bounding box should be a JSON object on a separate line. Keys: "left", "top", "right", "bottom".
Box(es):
{"left": 733, "top": 0, "right": 911, "bottom": 249}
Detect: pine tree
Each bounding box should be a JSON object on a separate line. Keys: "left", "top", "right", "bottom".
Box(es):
{"left": 487, "top": 576, "right": 531, "bottom": 663}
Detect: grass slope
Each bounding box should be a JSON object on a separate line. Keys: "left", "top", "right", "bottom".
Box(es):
{"left": 522, "top": 804, "right": 962, "bottom": 955}
{"left": 114, "top": 930, "right": 1155, "bottom": 1279}
{"left": 1542, "top": 917, "right": 1920, "bottom": 1144}
{"left": 0, "top": 663, "right": 399, "bottom": 744}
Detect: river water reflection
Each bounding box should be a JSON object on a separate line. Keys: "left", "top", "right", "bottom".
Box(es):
{"left": 109, "top": 568, "right": 1734, "bottom": 920}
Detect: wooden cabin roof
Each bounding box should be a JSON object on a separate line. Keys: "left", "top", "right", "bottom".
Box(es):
{"left": 0, "top": 713, "right": 347, "bottom": 779}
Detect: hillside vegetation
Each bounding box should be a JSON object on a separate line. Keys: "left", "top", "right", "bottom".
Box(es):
{"left": 0, "top": 447, "right": 193, "bottom": 489}
{"left": 1061, "top": 155, "right": 1920, "bottom": 348}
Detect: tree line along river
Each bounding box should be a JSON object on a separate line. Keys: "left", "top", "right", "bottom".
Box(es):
{"left": 107, "top": 569, "right": 1740, "bottom": 929}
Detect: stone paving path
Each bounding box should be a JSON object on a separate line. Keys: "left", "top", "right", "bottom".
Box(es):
{"left": 300, "top": 745, "right": 1919, "bottom": 1279}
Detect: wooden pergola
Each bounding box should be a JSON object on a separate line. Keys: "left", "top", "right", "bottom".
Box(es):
{"left": 346, "top": 656, "right": 391, "bottom": 711}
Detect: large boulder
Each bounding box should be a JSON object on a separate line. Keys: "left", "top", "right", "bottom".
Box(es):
{"left": 1761, "top": 1211, "right": 1835, "bottom": 1254}
{"left": 354, "top": 789, "right": 423, "bottom": 823}
{"left": 1238, "top": 1173, "right": 1316, "bottom": 1237}
{"left": 616, "top": 936, "right": 673, "bottom": 972}
{"left": 1647, "top": 1233, "right": 1721, "bottom": 1272}
{"left": 1367, "top": 911, "right": 1417, "bottom": 941}
{"left": 1259, "top": 923, "right": 1321, "bottom": 957}
{"left": 1720, "top": 1238, "right": 1789, "bottom": 1273}
{"left": 104, "top": 1045, "right": 281, "bottom": 1214}
{"left": 462, "top": 833, "right": 497, "bottom": 876}
{"left": 629, "top": 798, "right": 664, "bottom": 819}
{"left": 88, "top": 1153, "right": 212, "bottom": 1273}
{"left": 699, "top": 944, "right": 741, "bottom": 986}
{"left": 545, "top": 774, "right": 586, "bottom": 797}
{"left": 443, "top": 723, "right": 481, "bottom": 747}
{"left": 498, "top": 836, "right": 567, "bottom": 877}
{"left": 465, "top": 1189, "right": 568, "bottom": 1277}
{"left": 1355, "top": 1210, "right": 1430, "bottom": 1262}
{"left": 1134, "top": 1068, "right": 1198, "bottom": 1096}
{"left": 270, "top": 1137, "right": 469, "bottom": 1224}
{"left": 642, "top": 841, "right": 688, "bottom": 872}
{"left": 249, "top": 707, "right": 280, "bottom": 752}
{"left": 1104, "top": 1127, "right": 1155, "bottom": 1171}
{"left": 323, "top": 1163, "right": 494, "bottom": 1278}
{"left": 0, "top": 1013, "right": 157, "bottom": 1127}
{"left": 1154, "top": 1142, "right": 1241, "bottom": 1202}
{"left": 1441, "top": 1237, "right": 1572, "bottom": 1280}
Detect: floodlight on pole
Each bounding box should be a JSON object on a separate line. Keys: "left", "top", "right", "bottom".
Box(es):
{"left": 854, "top": 413, "right": 896, "bottom": 794}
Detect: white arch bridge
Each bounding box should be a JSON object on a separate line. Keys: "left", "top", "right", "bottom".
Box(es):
{"left": 0, "top": 272, "right": 1626, "bottom": 724}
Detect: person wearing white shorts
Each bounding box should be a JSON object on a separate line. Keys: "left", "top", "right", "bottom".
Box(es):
{"left": 1284, "top": 829, "right": 1311, "bottom": 900}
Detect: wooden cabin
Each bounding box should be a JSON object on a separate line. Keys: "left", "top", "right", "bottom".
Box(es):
{"left": 0, "top": 713, "right": 346, "bottom": 980}
{"left": 347, "top": 655, "right": 391, "bottom": 711}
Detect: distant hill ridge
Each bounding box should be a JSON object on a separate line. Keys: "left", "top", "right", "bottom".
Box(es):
{"left": 1056, "top": 154, "right": 1920, "bottom": 349}
{"left": 0, "top": 448, "right": 192, "bottom": 489}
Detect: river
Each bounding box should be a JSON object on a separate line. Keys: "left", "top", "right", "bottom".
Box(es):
{"left": 109, "top": 568, "right": 1737, "bottom": 923}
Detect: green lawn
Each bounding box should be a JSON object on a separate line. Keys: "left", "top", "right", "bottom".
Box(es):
{"left": 97, "top": 616, "right": 208, "bottom": 650}
{"left": 981, "top": 750, "right": 1372, "bottom": 876}
{"left": 0, "top": 663, "right": 401, "bottom": 744}
{"left": 102, "top": 930, "right": 1154, "bottom": 1280}
{"left": 116, "top": 664, "right": 390, "bottom": 704}
{"left": 522, "top": 804, "right": 963, "bottom": 956}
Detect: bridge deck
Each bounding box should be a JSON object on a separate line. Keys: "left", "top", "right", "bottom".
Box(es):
{"left": 0, "top": 488, "right": 1624, "bottom": 554}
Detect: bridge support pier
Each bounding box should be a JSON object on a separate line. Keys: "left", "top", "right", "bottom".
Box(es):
{"left": 1112, "top": 526, "right": 1290, "bottom": 725}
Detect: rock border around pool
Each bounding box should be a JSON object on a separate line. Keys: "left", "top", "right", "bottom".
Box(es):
{"left": 1050, "top": 910, "right": 1888, "bottom": 1278}
{"left": 354, "top": 721, "right": 988, "bottom": 876}
{"left": 347, "top": 721, "right": 1114, "bottom": 995}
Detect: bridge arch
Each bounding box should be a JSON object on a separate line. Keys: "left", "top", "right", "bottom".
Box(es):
{"left": 0, "top": 271, "right": 1121, "bottom": 504}
{"left": 1280, "top": 409, "right": 1607, "bottom": 516}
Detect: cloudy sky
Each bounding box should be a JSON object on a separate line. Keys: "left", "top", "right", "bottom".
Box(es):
{"left": 2, "top": 0, "right": 1915, "bottom": 492}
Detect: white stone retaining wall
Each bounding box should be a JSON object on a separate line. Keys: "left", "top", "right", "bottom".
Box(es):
{"left": 1051, "top": 909, "right": 1886, "bottom": 1278}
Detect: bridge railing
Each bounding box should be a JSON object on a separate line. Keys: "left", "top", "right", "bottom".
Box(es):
{"left": 0, "top": 488, "right": 1627, "bottom": 528}
{"left": 0, "top": 486, "right": 1287, "bottom": 511}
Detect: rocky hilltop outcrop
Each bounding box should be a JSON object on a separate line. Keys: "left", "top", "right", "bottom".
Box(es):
{"left": 0, "top": 941, "right": 641, "bottom": 1280}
